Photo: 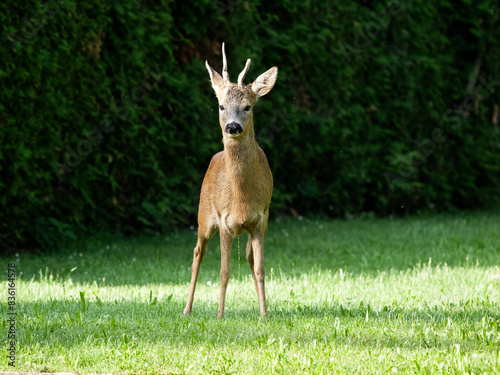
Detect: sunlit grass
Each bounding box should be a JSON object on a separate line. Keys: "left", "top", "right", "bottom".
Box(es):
{"left": 1, "top": 211, "right": 500, "bottom": 374}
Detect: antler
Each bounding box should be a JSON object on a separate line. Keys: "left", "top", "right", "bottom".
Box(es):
{"left": 222, "top": 42, "right": 229, "bottom": 82}
{"left": 238, "top": 59, "right": 251, "bottom": 86}
{"left": 220, "top": 42, "right": 251, "bottom": 86}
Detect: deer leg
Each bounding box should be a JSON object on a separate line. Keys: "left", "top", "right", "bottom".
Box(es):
{"left": 246, "top": 234, "right": 260, "bottom": 300}
{"left": 251, "top": 232, "right": 267, "bottom": 317}
{"left": 218, "top": 230, "right": 233, "bottom": 320}
{"left": 184, "top": 230, "right": 213, "bottom": 315}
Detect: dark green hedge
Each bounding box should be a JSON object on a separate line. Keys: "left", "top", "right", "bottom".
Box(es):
{"left": 1, "top": 0, "right": 499, "bottom": 249}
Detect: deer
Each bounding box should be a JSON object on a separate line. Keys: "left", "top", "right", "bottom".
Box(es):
{"left": 183, "top": 43, "right": 278, "bottom": 320}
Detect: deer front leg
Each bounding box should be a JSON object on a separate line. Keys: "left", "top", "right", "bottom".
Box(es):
{"left": 218, "top": 230, "right": 233, "bottom": 319}
{"left": 251, "top": 232, "right": 267, "bottom": 317}
{"left": 184, "top": 227, "right": 214, "bottom": 315}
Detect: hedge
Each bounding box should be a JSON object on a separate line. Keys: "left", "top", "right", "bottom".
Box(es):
{"left": 1, "top": 0, "right": 499, "bottom": 250}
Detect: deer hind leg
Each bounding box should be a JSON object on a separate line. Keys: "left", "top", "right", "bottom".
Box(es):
{"left": 218, "top": 229, "right": 233, "bottom": 320}
{"left": 184, "top": 227, "right": 215, "bottom": 315}
{"left": 251, "top": 230, "right": 268, "bottom": 317}
{"left": 246, "top": 234, "right": 260, "bottom": 301}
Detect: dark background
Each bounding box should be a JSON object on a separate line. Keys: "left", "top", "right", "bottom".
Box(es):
{"left": 1, "top": 0, "right": 499, "bottom": 250}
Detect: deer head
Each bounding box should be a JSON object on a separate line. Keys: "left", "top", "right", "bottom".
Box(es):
{"left": 205, "top": 43, "right": 278, "bottom": 140}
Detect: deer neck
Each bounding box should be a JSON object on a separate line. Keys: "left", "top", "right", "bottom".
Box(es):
{"left": 223, "top": 126, "right": 258, "bottom": 193}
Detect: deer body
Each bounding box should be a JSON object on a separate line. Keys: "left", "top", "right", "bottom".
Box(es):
{"left": 202, "top": 144, "right": 272, "bottom": 236}
{"left": 183, "top": 43, "right": 278, "bottom": 319}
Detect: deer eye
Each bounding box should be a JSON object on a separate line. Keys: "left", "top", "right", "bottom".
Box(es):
{"left": 244, "top": 105, "right": 251, "bottom": 112}
{"left": 219, "top": 105, "right": 225, "bottom": 111}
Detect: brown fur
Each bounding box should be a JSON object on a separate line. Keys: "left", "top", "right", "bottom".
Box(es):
{"left": 183, "top": 44, "right": 278, "bottom": 319}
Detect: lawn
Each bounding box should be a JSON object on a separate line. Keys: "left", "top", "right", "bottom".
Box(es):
{"left": 1, "top": 211, "right": 500, "bottom": 374}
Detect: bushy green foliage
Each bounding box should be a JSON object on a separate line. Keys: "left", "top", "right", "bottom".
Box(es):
{"left": 1, "top": 0, "right": 499, "bottom": 249}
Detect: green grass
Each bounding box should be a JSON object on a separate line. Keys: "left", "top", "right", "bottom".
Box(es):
{"left": 1, "top": 211, "right": 500, "bottom": 374}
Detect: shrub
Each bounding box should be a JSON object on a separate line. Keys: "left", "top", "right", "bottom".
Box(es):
{"left": 1, "top": 0, "right": 499, "bottom": 250}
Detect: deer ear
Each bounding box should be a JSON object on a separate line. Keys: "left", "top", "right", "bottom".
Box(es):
{"left": 206, "top": 61, "right": 224, "bottom": 95}
{"left": 251, "top": 66, "right": 278, "bottom": 97}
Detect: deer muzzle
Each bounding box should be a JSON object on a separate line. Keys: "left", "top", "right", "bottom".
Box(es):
{"left": 225, "top": 122, "right": 243, "bottom": 137}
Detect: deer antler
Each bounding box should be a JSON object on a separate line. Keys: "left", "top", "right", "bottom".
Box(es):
{"left": 222, "top": 42, "right": 229, "bottom": 83}
{"left": 238, "top": 59, "right": 251, "bottom": 87}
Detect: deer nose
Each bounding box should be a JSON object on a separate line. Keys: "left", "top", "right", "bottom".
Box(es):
{"left": 225, "top": 122, "right": 243, "bottom": 136}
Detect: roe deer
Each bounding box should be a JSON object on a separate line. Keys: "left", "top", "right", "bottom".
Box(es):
{"left": 183, "top": 43, "right": 278, "bottom": 319}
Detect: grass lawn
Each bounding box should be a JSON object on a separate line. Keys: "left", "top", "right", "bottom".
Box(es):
{"left": 1, "top": 211, "right": 500, "bottom": 374}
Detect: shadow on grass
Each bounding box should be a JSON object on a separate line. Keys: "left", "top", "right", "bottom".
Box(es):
{"left": 6, "top": 213, "right": 500, "bottom": 287}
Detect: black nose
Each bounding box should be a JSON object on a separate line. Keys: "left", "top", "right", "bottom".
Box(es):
{"left": 225, "top": 122, "right": 243, "bottom": 135}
